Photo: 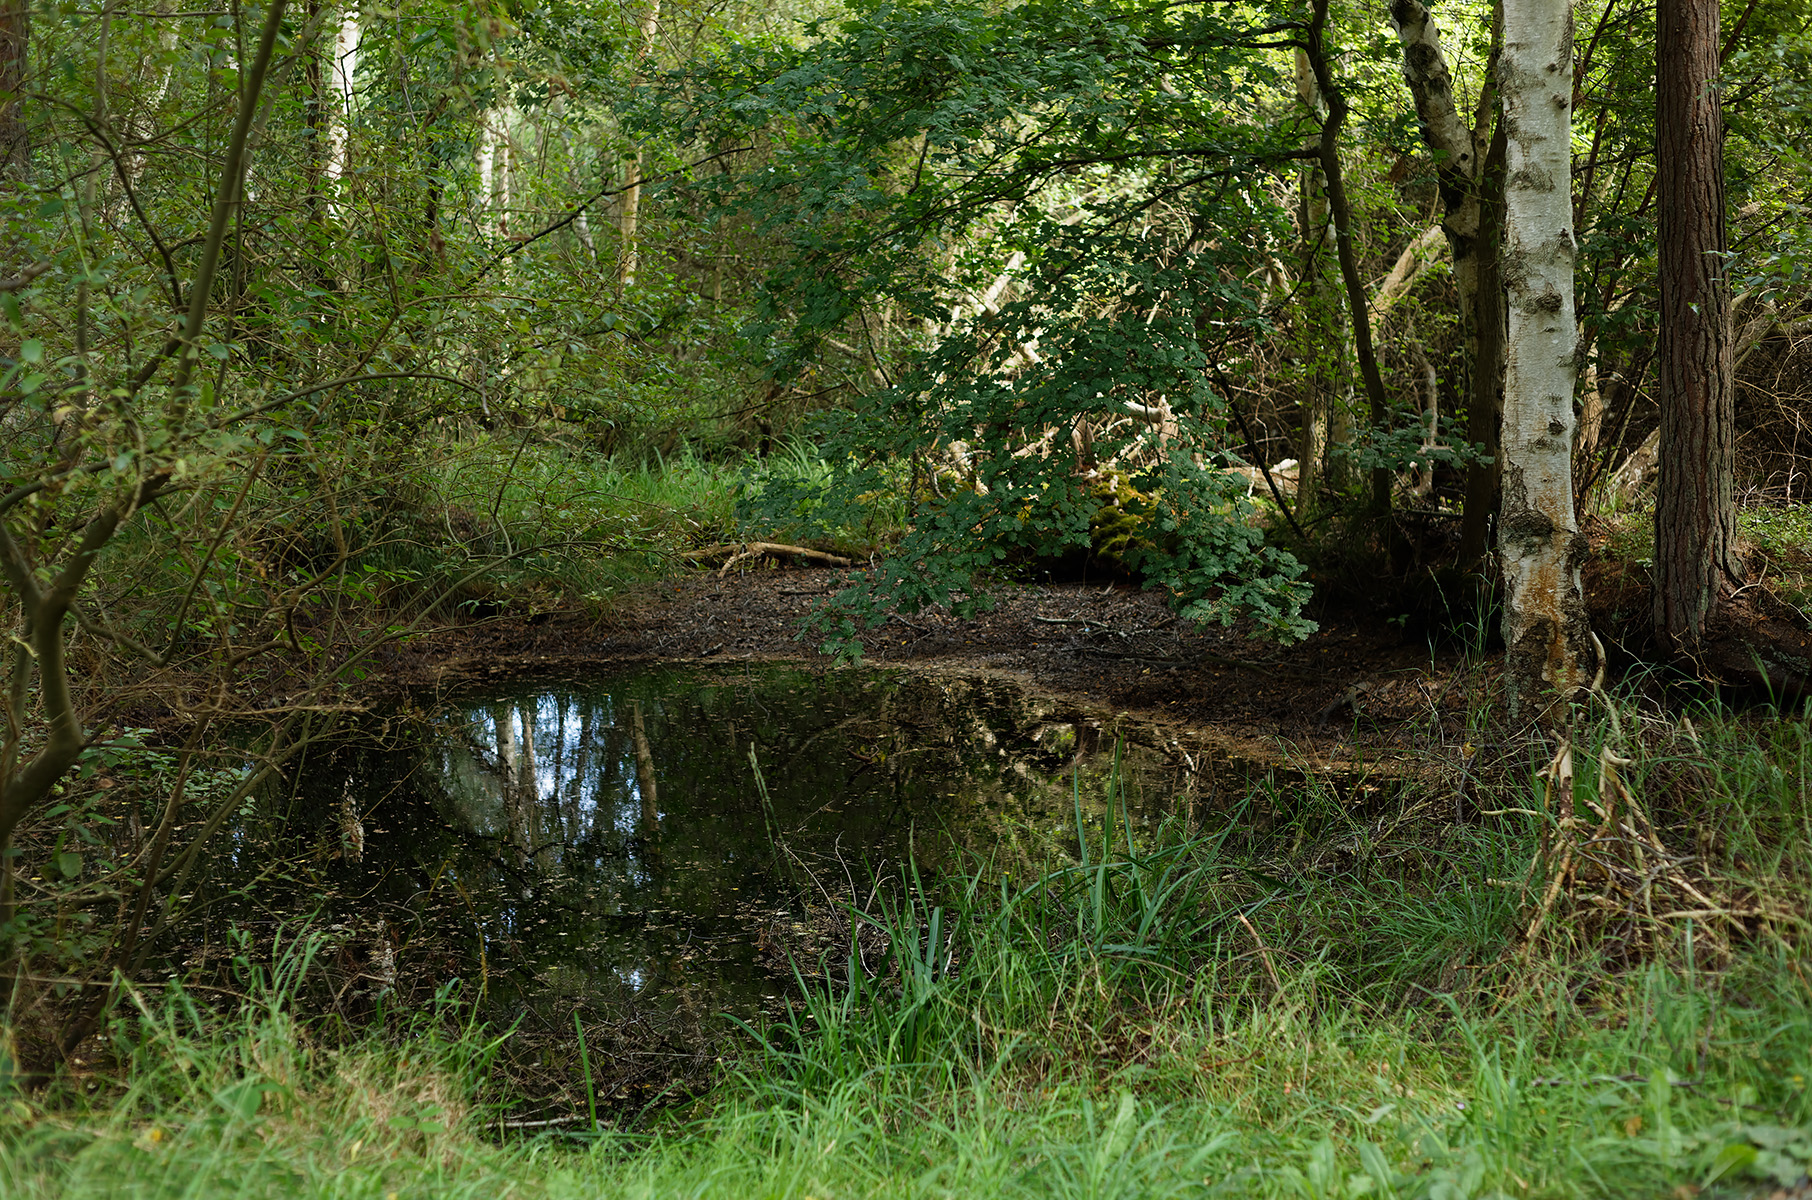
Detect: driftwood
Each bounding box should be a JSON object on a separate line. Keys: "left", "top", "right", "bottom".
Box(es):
{"left": 682, "top": 541, "right": 854, "bottom": 577}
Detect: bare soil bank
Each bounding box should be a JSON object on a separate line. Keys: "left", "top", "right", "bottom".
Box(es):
{"left": 378, "top": 566, "right": 1478, "bottom": 769}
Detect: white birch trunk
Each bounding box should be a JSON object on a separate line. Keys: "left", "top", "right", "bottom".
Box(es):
{"left": 107, "top": 3, "right": 184, "bottom": 213}
{"left": 475, "top": 120, "right": 495, "bottom": 230}
{"left": 326, "top": 6, "right": 359, "bottom": 217}
{"left": 479, "top": 106, "right": 514, "bottom": 240}
{"left": 1497, "top": 0, "right": 1590, "bottom": 719}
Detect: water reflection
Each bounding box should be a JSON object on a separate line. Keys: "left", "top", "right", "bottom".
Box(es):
{"left": 184, "top": 664, "right": 1188, "bottom": 1099}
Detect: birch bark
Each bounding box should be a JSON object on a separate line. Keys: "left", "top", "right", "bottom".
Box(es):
{"left": 327, "top": 6, "right": 359, "bottom": 212}
{"left": 1498, "top": 0, "right": 1590, "bottom": 719}
{"left": 1389, "top": 0, "right": 1504, "bottom": 568}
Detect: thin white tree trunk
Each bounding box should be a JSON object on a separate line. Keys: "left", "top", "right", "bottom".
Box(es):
{"left": 499, "top": 100, "right": 518, "bottom": 238}
{"left": 515, "top": 704, "right": 538, "bottom": 859}
{"left": 479, "top": 105, "right": 514, "bottom": 240}
{"left": 617, "top": 0, "right": 660, "bottom": 287}
{"left": 1497, "top": 0, "right": 1590, "bottom": 720}
{"left": 1391, "top": 0, "right": 1485, "bottom": 293}
{"left": 326, "top": 6, "right": 359, "bottom": 217}
{"left": 475, "top": 120, "right": 495, "bottom": 229}
{"left": 1367, "top": 225, "right": 1444, "bottom": 327}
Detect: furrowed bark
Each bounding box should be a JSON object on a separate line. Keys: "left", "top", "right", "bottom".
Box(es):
{"left": 1653, "top": 0, "right": 1741, "bottom": 650}
{"left": 0, "top": 0, "right": 26, "bottom": 176}
{"left": 1498, "top": 0, "right": 1590, "bottom": 720}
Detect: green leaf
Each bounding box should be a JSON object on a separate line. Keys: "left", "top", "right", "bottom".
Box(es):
{"left": 19, "top": 339, "right": 43, "bottom": 364}
{"left": 56, "top": 851, "right": 81, "bottom": 879}
{"left": 1705, "top": 1141, "right": 1757, "bottom": 1184}
{"left": 215, "top": 1079, "right": 269, "bottom": 1120}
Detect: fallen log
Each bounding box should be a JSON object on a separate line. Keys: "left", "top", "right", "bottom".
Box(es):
{"left": 682, "top": 541, "right": 854, "bottom": 576}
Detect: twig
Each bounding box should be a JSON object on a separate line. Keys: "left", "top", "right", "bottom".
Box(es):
{"left": 1234, "top": 911, "right": 1283, "bottom": 993}
{"left": 0, "top": 263, "right": 51, "bottom": 292}
{"left": 494, "top": 1115, "right": 592, "bottom": 1129}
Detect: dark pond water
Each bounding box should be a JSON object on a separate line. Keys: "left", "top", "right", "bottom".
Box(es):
{"left": 185, "top": 663, "right": 1237, "bottom": 1106}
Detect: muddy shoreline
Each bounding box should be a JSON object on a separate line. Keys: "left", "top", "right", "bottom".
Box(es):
{"left": 375, "top": 566, "right": 1474, "bottom": 783}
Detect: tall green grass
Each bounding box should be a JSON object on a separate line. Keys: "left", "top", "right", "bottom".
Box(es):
{"left": 359, "top": 435, "right": 751, "bottom": 613}
{"left": 5, "top": 698, "right": 1810, "bottom": 1199}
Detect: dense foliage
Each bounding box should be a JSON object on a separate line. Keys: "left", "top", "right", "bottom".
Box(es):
{"left": 2, "top": 0, "right": 1811, "bottom": 1139}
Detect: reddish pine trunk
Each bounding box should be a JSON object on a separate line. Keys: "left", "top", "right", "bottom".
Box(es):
{"left": 1653, "top": 0, "right": 1741, "bottom": 648}
{"left": 0, "top": 0, "right": 25, "bottom": 175}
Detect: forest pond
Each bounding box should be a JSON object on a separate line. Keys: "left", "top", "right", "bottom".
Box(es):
{"left": 184, "top": 663, "right": 1264, "bottom": 1104}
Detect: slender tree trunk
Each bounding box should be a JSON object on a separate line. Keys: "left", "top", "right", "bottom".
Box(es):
{"left": 617, "top": 0, "right": 660, "bottom": 288}
{"left": 1306, "top": 0, "right": 1392, "bottom": 516}
{"left": 1498, "top": 0, "right": 1591, "bottom": 720}
{"left": 1391, "top": 0, "right": 1505, "bottom": 570}
{"left": 0, "top": 0, "right": 26, "bottom": 177}
{"left": 1653, "top": 0, "right": 1740, "bottom": 649}
{"left": 1390, "top": 0, "right": 1485, "bottom": 280}
{"left": 302, "top": 0, "right": 332, "bottom": 291}
{"left": 1293, "top": 48, "right": 1343, "bottom": 504}
{"left": 1461, "top": 121, "right": 1507, "bottom": 569}
{"left": 515, "top": 705, "right": 537, "bottom": 862}
{"left": 327, "top": 5, "right": 358, "bottom": 207}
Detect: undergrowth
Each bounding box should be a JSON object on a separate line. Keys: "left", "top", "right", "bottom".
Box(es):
{"left": 3, "top": 697, "right": 1810, "bottom": 1199}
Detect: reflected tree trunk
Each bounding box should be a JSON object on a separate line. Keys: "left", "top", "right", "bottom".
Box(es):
{"left": 515, "top": 704, "right": 538, "bottom": 864}
{"left": 491, "top": 703, "right": 528, "bottom": 869}
{"left": 630, "top": 701, "right": 659, "bottom": 858}
{"left": 592, "top": 718, "right": 629, "bottom": 841}
{"left": 569, "top": 701, "right": 591, "bottom": 834}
